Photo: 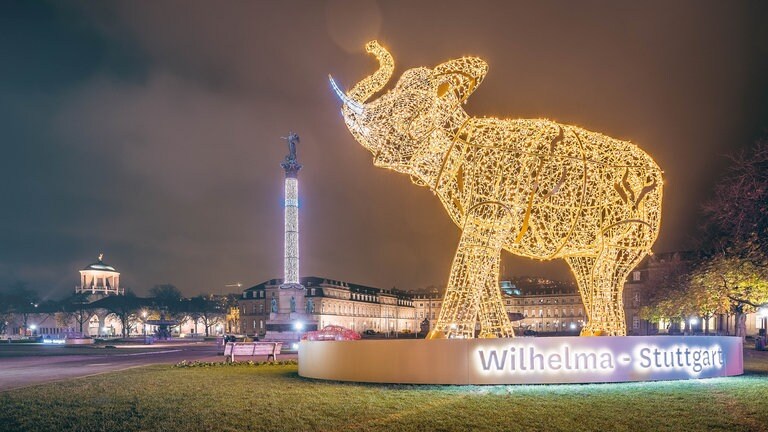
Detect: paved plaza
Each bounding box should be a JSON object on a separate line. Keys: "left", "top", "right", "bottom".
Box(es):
{"left": 0, "top": 341, "right": 294, "bottom": 391}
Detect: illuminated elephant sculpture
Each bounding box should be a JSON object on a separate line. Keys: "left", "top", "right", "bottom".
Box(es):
{"left": 330, "top": 41, "right": 663, "bottom": 338}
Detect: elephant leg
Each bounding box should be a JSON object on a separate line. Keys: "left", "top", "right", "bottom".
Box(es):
{"left": 477, "top": 258, "right": 515, "bottom": 338}
{"left": 428, "top": 204, "right": 512, "bottom": 339}
{"left": 565, "top": 256, "right": 597, "bottom": 335}
{"left": 587, "top": 221, "right": 650, "bottom": 336}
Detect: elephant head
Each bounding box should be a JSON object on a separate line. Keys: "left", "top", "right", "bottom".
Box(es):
{"left": 330, "top": 41, "right": 489, "bottom": 175}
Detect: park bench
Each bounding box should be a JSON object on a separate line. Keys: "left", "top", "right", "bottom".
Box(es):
{"left": 224, "top": 341, "right": 282, "bottom": 362}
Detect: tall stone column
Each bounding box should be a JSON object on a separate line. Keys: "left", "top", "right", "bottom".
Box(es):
{"left": 281, "top": 137, "right": 302, "bottom": 290}
{"left": 265, "top": 132, "right": 315, "bottom": 342}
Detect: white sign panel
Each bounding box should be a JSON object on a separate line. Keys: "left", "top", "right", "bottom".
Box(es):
{"left": 299, "top": 336, "right": 743, "bottom": 385}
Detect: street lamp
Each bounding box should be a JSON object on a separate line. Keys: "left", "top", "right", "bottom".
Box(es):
{"left": 689, "top": 317, "right": 698, "bottom": 335}
{"left": 224, "top": 283, "right": 242, "bottom": 296}
{"left": 142, "top": 311, "right": 148, "bottom": 336}
{"left": 293, "top": 321, "right": 304, "bottom": 351}
{"left": 757, "top": 307, "right": 768, "bottom": 341}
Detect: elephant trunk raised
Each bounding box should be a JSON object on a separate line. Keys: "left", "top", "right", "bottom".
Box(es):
{"left": 349, "top": 41, "right": 394, "bottom": 103}
{"left": 329, "top": 41, "right": 394, "bottom": 116}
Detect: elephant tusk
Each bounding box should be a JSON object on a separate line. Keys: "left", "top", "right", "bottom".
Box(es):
{"left": 329, "top": 75, "right": 364, "bottom": 115}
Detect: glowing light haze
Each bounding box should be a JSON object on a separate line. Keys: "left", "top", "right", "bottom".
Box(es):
{"left": 0, "top": 1, "right": 766, "bottom": 297}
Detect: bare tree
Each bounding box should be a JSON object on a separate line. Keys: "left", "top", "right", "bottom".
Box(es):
{"left": 189, "top": 295, "right": 224, "bottom": 336}
{"left": 91, "top": 290, "right": 143, "bottom": 338}
{"left": 702, "top": 139, "right": 768, "bottom": 264}
{"left": 689, "top": 255, "right": 768, "bottom": 339}
{"left": 640, "top": 140, "right": 768, "bottom": 336}
{"left": 60, "top": 292, "right": 92, "bottom": 334}
{"left": 3, "top": 282, "right": 40, "bottom": 336}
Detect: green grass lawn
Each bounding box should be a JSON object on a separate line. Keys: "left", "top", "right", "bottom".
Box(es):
{"left": 1, "top": 350, "right": 767, "bottom": 432}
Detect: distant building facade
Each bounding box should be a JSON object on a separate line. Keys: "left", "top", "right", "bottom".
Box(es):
{"left": 620, "top": 252, "right": 692, "bottom": 336}
{"left": 4, "top": 254, "right": 128, "bottom": 338}
{"left": 505, "top": 278, "right": 586, "bottom": 334}
{"left": 627, "top": 251, "right": 765, "bottom": 336}
{"left": 412, "top": 291, "right": 442, "bottom": 333}
{"left": 240, "top": 276, "right": 417, "bottom": 338}
{"left": 413, "top": 278, "right": 586, "bottom": 335}
{"left": 2, "top": 255, "right": 226, "bottom": 339}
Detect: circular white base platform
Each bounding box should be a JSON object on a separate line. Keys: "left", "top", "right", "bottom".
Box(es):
{"left": 299, "top": 336, "right": 743, "bottom": 385}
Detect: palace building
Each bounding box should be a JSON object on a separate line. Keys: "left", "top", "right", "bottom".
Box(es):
{"left": 503, "top": 278, "right": 586, "bottom": 334}
{"left": 413, "top": 278, "right": 586, "bottom": 335}
{"left": 239, "top": 276, "right": 417, "bottom": 338}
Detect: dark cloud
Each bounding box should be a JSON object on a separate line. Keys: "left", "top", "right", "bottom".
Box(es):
{"left": 1, "top": 0, "right": 767, "bottom": 297}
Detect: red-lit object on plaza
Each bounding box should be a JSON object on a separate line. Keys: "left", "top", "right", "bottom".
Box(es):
{"left": 302, "top": 325, "right": 361, "bottom": 341}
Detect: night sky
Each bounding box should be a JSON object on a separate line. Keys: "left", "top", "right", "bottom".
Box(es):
{"left": 2, "top": 1, "right": 767, "bottom": 299}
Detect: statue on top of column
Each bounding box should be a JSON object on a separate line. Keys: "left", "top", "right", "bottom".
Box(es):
{"left": 285, "top": 132, "right": 299, "bottom": 162}
{"left": 280, "top": 132, "right": 302, "bottom": 175}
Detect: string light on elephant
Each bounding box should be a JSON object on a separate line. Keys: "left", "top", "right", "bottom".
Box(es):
{"left": 330, "top": 41, "right": 663, "bottom": 338}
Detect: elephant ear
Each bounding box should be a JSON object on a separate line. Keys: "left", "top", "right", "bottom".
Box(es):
{"left": 433, "top": 57, "right": 488, "bottom": 104}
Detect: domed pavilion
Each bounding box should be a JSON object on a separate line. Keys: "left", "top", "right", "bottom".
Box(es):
{"left": 76, "top": 253, "right": 123, "bottom": 297}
